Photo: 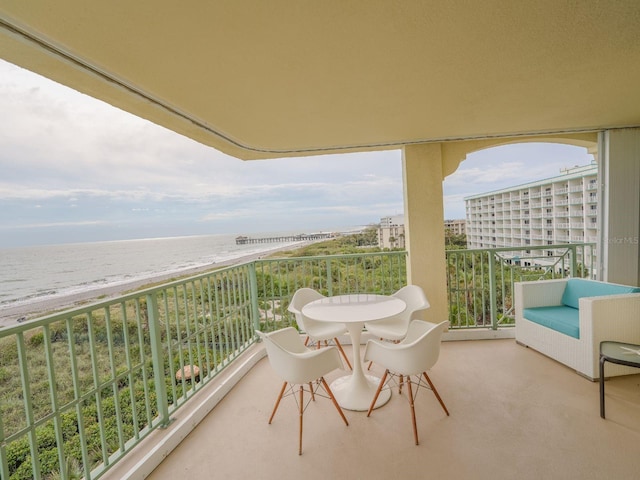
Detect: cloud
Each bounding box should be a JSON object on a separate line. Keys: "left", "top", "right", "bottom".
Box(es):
{"left": 442, "top": 142, "right": 594, "bottom": 218}
{"left": 0, "top": 220, "right": 108, "bottom": 230}
{"left": 0, "top": 59, "right": 596, "bottom": 247}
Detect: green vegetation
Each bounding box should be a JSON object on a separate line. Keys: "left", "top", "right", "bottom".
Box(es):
{"left": 0, "top": 230, "right": 396, "bottom": 480}
{"left": 445, "top": 230, "right": 468, "bottom": 249}
{"left": 0, "top": 277, "right": 254, "bottom": 480}
{"left": 273, "top": 226, "right": 381, "bottom": 257}
{"left": 1, "top": 229, "right": 587, "bottom": 479}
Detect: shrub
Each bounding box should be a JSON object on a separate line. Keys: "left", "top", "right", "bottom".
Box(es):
{"left": 28, "top": 331, "right": 44, "bottom": 347}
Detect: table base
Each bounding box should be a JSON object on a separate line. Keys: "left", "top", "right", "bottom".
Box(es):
{"left": 330, "top": 374, "right": 391, "bottom": 411}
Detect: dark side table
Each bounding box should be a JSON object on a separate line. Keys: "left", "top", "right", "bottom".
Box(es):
{"left": 599, "top": 340, "right": 640, "bottom": 418}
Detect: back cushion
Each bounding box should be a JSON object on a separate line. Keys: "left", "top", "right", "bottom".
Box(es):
{"left": 561, "top": 278, "right": 640, "bottom": 309}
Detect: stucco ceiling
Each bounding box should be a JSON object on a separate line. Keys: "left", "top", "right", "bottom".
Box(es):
{"left": 1, "top": 1, "right": 640, "bottom": 160}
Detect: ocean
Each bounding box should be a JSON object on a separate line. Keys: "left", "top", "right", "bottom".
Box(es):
{"left": 0, "top": 232, "right": 318, "bottom": 318}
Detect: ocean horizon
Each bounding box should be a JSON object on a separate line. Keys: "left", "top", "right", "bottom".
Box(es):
{"left": 0, "top": 229, "right": 354, "bottom": 319}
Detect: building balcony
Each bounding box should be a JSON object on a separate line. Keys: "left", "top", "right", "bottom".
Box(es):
{"left": 0, "top": 245, "right": 605, "bottom": 480}
{"left": 108, "top": 338, "right": 640, "bottom": 480}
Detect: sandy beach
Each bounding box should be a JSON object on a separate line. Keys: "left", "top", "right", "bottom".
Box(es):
{"left": 0, "top": 243, "right": 303, "bottom": 328}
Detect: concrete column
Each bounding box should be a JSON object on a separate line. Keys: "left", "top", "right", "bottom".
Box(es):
{"left": 598, "top": 128, "right": 640, "bottom": 286}
{"left": 402, "top": 143, "right": 448, "bottom": 323}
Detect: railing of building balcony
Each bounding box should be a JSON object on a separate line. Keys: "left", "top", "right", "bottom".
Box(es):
{"left": 0, "top": 251, "right": 406, "bottom": 480}
{"left": 446, "top": 243, "right": 595, "bottom": 330}
{"left": 0, "top": 245, "right": 596, "bottom": 480}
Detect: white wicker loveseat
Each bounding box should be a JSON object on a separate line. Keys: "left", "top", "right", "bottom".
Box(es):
{"left": 515, "top": 278, "right": 640, "bottom": 380}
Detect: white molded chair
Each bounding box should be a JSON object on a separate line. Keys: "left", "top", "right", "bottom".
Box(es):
{"left": 364, "top": 285, "right": 430, "bottom": 342}
{"left": 287, "top": 288, "right": 352, "bottom": 370}
{"left": 365, "top": 285, "right": 431, "bottom": 370}
{"left": 363, "top": 320, "right": 449, "bottom": 445}
{"left": 256, "top": 327, "right": 349, "bottom": 455}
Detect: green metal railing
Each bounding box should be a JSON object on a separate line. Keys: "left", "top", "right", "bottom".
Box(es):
{"left": 0, "top": 251, "right": 406, "bottom": 480}
{"left": 446, "top": 243, "right": 595, "bottom": 329}
{"left": 0, "top": 246, "right": 592, "bottom": 479}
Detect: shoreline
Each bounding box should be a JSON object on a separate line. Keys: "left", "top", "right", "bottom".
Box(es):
{"left": 0, "top": 243, "right": 305, "bottom": 328}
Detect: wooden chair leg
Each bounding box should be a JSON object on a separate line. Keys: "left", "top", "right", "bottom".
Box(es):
{"left": 321, "top": 377, "right": 349, "bottom": 426}
{"left": 399, "top": 374, "right": 404, "bottom": 395}
{"left": 298, "top": 385, "right": 304, "bottom": 455}
{"left": 423, "top": 372, "right": 449, "bottom": 416}
{"left": 367, "top": 338, "right": 385, "bottom": 370}
{"left": 407, "top": 377, "right": 419, "bottom": 445}
{"left": 367, "top": 370, "right": 388, "bottom": 416}
{"left": 333, "top": 338, "right": 352, "bottom": 370}
{"left": 269, "top": 381, "right": 287, "bottom": 424}
{"left": 309, "top": 382, "right": 315, "bottom": 401}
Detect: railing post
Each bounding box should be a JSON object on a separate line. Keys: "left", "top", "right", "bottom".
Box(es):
{"left": 146, "top": 293, "right": 171, "bottom": 428}
{"left": 488, "top": 250, "right": 498, "bottom": 330}
{"left": 569, "top": 244, "right": 578, "bottom": 277}
{"left": 248, "top": 262, "right": 261, "bottom": 333}
{"left": 326, "top": 258, "right": 334, "bottom": 296}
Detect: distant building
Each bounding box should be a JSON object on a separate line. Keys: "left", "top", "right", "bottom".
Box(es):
{"left": 378, "top": 215, "right": 467, "bottom": 249}
{"left": 378, "top": 215, "right": 405, "bottom": 249}
{"left": 445, "top": 219, "right": 466, "bottom": 236}
{"left": 464, "top": 162, "right": 598, "bottom": 267}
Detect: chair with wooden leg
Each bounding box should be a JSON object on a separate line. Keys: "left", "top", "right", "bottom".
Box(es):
{"left": 365, "top": 284, "right": 431, "bottom": 370}
{"left": 363, "top": 320, "right": 449, "bottom": 445}
{"left": 365, "top": 285, "right": 431, "bottom": 342}
{"left": 256, "top": 327, "right": 349, "bottom": 455}
{"left": 288, "top": 288, "right": 352, "bottom": 370}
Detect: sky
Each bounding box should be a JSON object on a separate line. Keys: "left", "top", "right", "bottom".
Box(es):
{"left": 0, "top": 60, "right": 594, "bottom": 249}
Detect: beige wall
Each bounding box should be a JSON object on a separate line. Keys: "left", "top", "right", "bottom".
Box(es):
{"left": 402, "top": 144, "right": 449, "bottom": 324}
{"left": 402, "top": 134, "right": 602, "bottom": 327}
{"left": 600, "top": 128, "right": 640, "bottom": 286}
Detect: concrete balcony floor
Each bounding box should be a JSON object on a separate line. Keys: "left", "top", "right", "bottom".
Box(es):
{"left": 110, "top": 338, "right": 640, "bottom": 480}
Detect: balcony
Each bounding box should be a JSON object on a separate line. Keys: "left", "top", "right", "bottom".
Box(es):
{"left": 2, "top": 5, "right": 640, "bottom": 478}
{"left": 113, "top": 339, "right": 640, "bottom": 480}
{"left": 0, "top": 245, "right": 607, "bottom": 479}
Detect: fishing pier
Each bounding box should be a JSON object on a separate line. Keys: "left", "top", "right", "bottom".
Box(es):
{"left": 235, "top": 232, "right": 335, "bottom": 245}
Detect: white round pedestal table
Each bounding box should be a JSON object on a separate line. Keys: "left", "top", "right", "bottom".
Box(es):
{"left": 302, "top": 293, "right": 406, "bottom": 411}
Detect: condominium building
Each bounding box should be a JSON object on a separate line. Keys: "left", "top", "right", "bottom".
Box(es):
{"left": 378, "top": 216, "right": 467, "bottom": 249}
{"left": 378, "top": 215, "right": 406, "bottom": 249}
{"left": 465, "top": 163, "right": 598, "bottom": 266}
{"left": 445, "top": 219, "right": 466, "bottom": 236}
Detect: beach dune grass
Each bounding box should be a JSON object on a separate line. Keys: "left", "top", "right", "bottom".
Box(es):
{"left": 1, "top": 233, "right": 396, "bottom": 478}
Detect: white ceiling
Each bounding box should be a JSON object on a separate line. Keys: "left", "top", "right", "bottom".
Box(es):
{"left": 1, "top": 1, "right": 639, "bottom": 159}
